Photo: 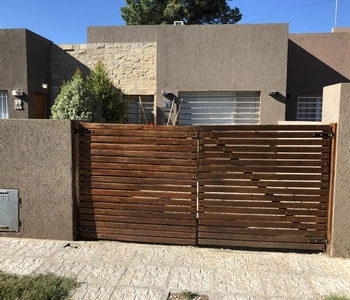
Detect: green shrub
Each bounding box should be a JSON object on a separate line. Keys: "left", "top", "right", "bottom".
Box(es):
{"left": 87, "top": 60, "right": 126, "bottom": 123}
{"left": 51, "top": 69, "right": 104, "bottom": 122}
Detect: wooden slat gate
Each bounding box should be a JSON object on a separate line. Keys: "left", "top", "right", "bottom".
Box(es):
{"left": 77, "top": 123, "right": 198, "bottom": 246}
{"left": 197, "top": 125, "right": 334, "bottom": 251}
{"left": 76, "top": 123, "right": 335, "bottom": 251}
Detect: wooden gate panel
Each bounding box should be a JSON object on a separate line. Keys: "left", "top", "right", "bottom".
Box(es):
{"left": 197, "top": 125, "right": 333, "bottom": 251}
{"left": 77, "top": 123, "right": 198, "bottom": 246}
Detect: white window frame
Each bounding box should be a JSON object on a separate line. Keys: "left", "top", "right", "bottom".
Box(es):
{"left": 178, "top": 92, "right": 260, "bottom": 125}
{"left": 297, "top": 96, "right": 322, "bottom": 122}
{"left": 0, "top": 91, "right": 9, "bottom": 119}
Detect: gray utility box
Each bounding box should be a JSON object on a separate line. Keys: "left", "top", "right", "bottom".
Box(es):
{"left": 0, "top": 189, "right": 19, "bottom": 232}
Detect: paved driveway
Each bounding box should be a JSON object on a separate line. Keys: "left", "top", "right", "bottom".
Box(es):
{"left": 0, "top": 237, "right": 350, "bottom": 300}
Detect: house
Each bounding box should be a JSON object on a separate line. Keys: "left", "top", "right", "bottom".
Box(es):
{"left": 1, "top": 24, "right": 349, "bottom": 124}
{"left": 0, "top": 29, "right": 52, "bottom": 119}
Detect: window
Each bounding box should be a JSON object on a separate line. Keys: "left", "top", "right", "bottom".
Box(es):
{"left": 124, "top": 95, "right": 154, "bottom": 124}
{"left": 0, "top": 91, "right": 8, "bottom": 119}
{"left": 178, "top": 92, "right": 260, "bottom": 125}
{"left": 297, "top": 96, "right": 322, "bottom": 122}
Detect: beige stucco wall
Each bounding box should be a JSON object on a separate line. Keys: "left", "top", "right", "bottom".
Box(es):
{"left": 0, "top": 120, "right": 74, "bottom": 240}
{"left": 51, "top": 42, "right": 156, "bottom": 104}
{"left": 287, "top": 32, "right": 350, "bottom": 120}
{"left": 87, "top": 24, "right": 289, "bottom": 125}
{"left": 322, "top": 83, "right": 350, "bottom": 257}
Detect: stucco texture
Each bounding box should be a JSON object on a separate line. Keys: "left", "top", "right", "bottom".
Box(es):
{"left": 323, "top": 83, "right": 350, "bottom": 258}
{"left": 287, "top": 33, "right": 350, "bottom": 120}
{"left": 0, "top": 120, "right": 74, "bottom": 240}
{"left": 87, "top": 24, "right": 289, "bottom": 125}
{"left": 0, "top": 29, "right": 28, "bottom": 118}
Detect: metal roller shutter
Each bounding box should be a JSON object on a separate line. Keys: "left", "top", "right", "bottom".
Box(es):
{"left": 178, "top": 92, "right": 260, "bottom": 125}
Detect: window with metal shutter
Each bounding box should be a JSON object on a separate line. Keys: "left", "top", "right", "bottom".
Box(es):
{"left": 124, "top": 95, "right": 154, "bottom": 124}
{"left": 297, "top": 96, "right": 322, "bottom": 122}
{"left": 178, "top": 92, "right": 260, "bottom": 125}
{"left": 0, "top": 91, "right": 8, "bottom": 119}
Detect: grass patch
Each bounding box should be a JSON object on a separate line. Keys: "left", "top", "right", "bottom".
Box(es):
{"left": 324, "top": 295, "right": 350, "bottom": 300}
{"left": 0, "top": 270, "right": 79, "bottom": 300}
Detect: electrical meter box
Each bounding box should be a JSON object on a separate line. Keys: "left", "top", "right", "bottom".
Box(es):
{"left": 0, "top": 189, "right": 19, "bottom": 232}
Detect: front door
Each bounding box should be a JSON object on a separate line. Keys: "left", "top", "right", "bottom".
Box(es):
{"left": 34, "top": 93, "right": 46, "bottom": 119}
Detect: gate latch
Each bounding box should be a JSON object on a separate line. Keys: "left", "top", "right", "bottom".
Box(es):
{"left": 313, "top": 131, "right": 334, "bottom": 139}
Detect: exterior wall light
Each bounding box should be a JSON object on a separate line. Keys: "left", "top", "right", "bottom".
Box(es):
{"left": 268, "top": 91, "right": 279, "bottom": 96}
{"left": 12, "top": 89, "right": 23, "bottom": 96}
{"left": 41, "top": 83, "right": 48, "bottom": 89}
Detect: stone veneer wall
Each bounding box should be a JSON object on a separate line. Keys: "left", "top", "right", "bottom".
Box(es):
{"left": 51, "top": 43, "right": 156, "bottom": 101}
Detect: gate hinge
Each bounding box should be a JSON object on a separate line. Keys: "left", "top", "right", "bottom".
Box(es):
{"left": 313, "top": 131, "right": 334, "bottom": 139}
{"left": 74, "top": 128, "right": 93, "bottom": 134}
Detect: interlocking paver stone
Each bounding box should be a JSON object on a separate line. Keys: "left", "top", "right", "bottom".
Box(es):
{"left": 1, "top": 237, "right": 350, "bottom": 300}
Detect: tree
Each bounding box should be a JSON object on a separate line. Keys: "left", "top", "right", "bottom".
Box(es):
{"left": 51, "top": 70, "right": 105, "bottom": 122}
{"left": 121, "top": 0, "right": 242, "bottom": 25}
{"left": 87, "top": 61, "right": 126, "bottom": 123}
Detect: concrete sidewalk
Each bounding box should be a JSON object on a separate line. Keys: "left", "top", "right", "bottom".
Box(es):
{"left": 0, "top": 238, "right": 350, "bottom": 300}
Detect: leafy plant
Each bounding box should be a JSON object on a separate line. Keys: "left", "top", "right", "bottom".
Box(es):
{"left": 0, "top": 270, "right": 79, "bottom": 300}
{"left": 51, "top": 69, "right": 105, "bottom": 122}
{"left": 87, "top": 60, "right": 126, "bottom": 123}
{"left": 182, "top": 290, "right": 199, "bottom": 299}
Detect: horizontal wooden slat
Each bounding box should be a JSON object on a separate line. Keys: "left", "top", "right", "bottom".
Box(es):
{"left": 198, "top": 226, "right": 326, "bottom": 237}
{"left": 199, "top": 159, "right": 328, "bottom": 167}
{"left": 80, "top": 208, "right": 196, "bottom": 220}
{"left": 201, "top": 200, "right": 327, "bottom": 209}
{"left": 199, "top": 131, "right": 329, "bottom": 139}
{"left": 199, "top": 173, "right": 329, "bottom": 181}
{"left": 198, "top": 165, "right": 329, "bottom": 174}
{"left": 198, "top": 232, "right": 325, "bottom": 244}
{"left": 81, "top": 214, "right": 196, "bottom": 226}
{"left": 80, "top": 195, "right": 196, "bottom": 206}
{"left": 199, "top": 146, "right": 329, "bottom": 153}
{"left": 80, "top": 201, "right": 195, "bottom": 213}
{"left": 81, "top": 227, "right": 196, "bottom": 239}
{"left": 200, "top": 152, "right": 330, "bottom": 160}
{"left": 80, "top": 162, "right": 197, "bottom": 173}
{"left": 198, "top": 193, "right": 328, "bottom": 202}
{"left": 80, "top": 220, "right": 194, "bottom": 233}
{"left": 80, "top": 189, "right": 196, "bottom": 199}
{"left": 79, "top": 169, "right": 197, "bottom": 179}
{"left": 197, "top": 239, "right": 325, "bottom": 251}
{"left": 199, "top": 213, "right": 326, "bottom": 223}
{"left": 80, "top": 232, "right": 196, "bottom": 246}
{"left": 80, "top": 181, "right": 196, "bottom": 193}
{"left": 80, "top": 148, "right": 198, "bottom": 159}
{"left": 79, "top": 155, "right": 197, "bottom": 166}
{"left": 200, "top": 139, "right": 330, "bottom": 146}
{"left": 85, "top": 143, "right": 196, "bottom": 152}
{"left": 198, "top": 124, "right": 330, "bottom": 131}
{"left": 199, "top": 179, "right": 328, "bottom": 188}
{"left": 80, "top": 175, "right": 197, "bottom": 186}
{"left": 199, "top": 206, "right": 327, "bottom": 216}
{"left": 80, "top": 135, "right": 198, "bottom": 145}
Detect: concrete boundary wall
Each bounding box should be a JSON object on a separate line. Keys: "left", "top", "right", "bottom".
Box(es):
{"left": 0, "top": 120, "right": 75, "bottom": 240}
{"left": 322, "top": 83, "right": 350, "bottom": 258}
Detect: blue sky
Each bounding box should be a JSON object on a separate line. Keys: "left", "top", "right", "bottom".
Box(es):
{"left": 0, "top": 0, "right": 349, "bottom": 44}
